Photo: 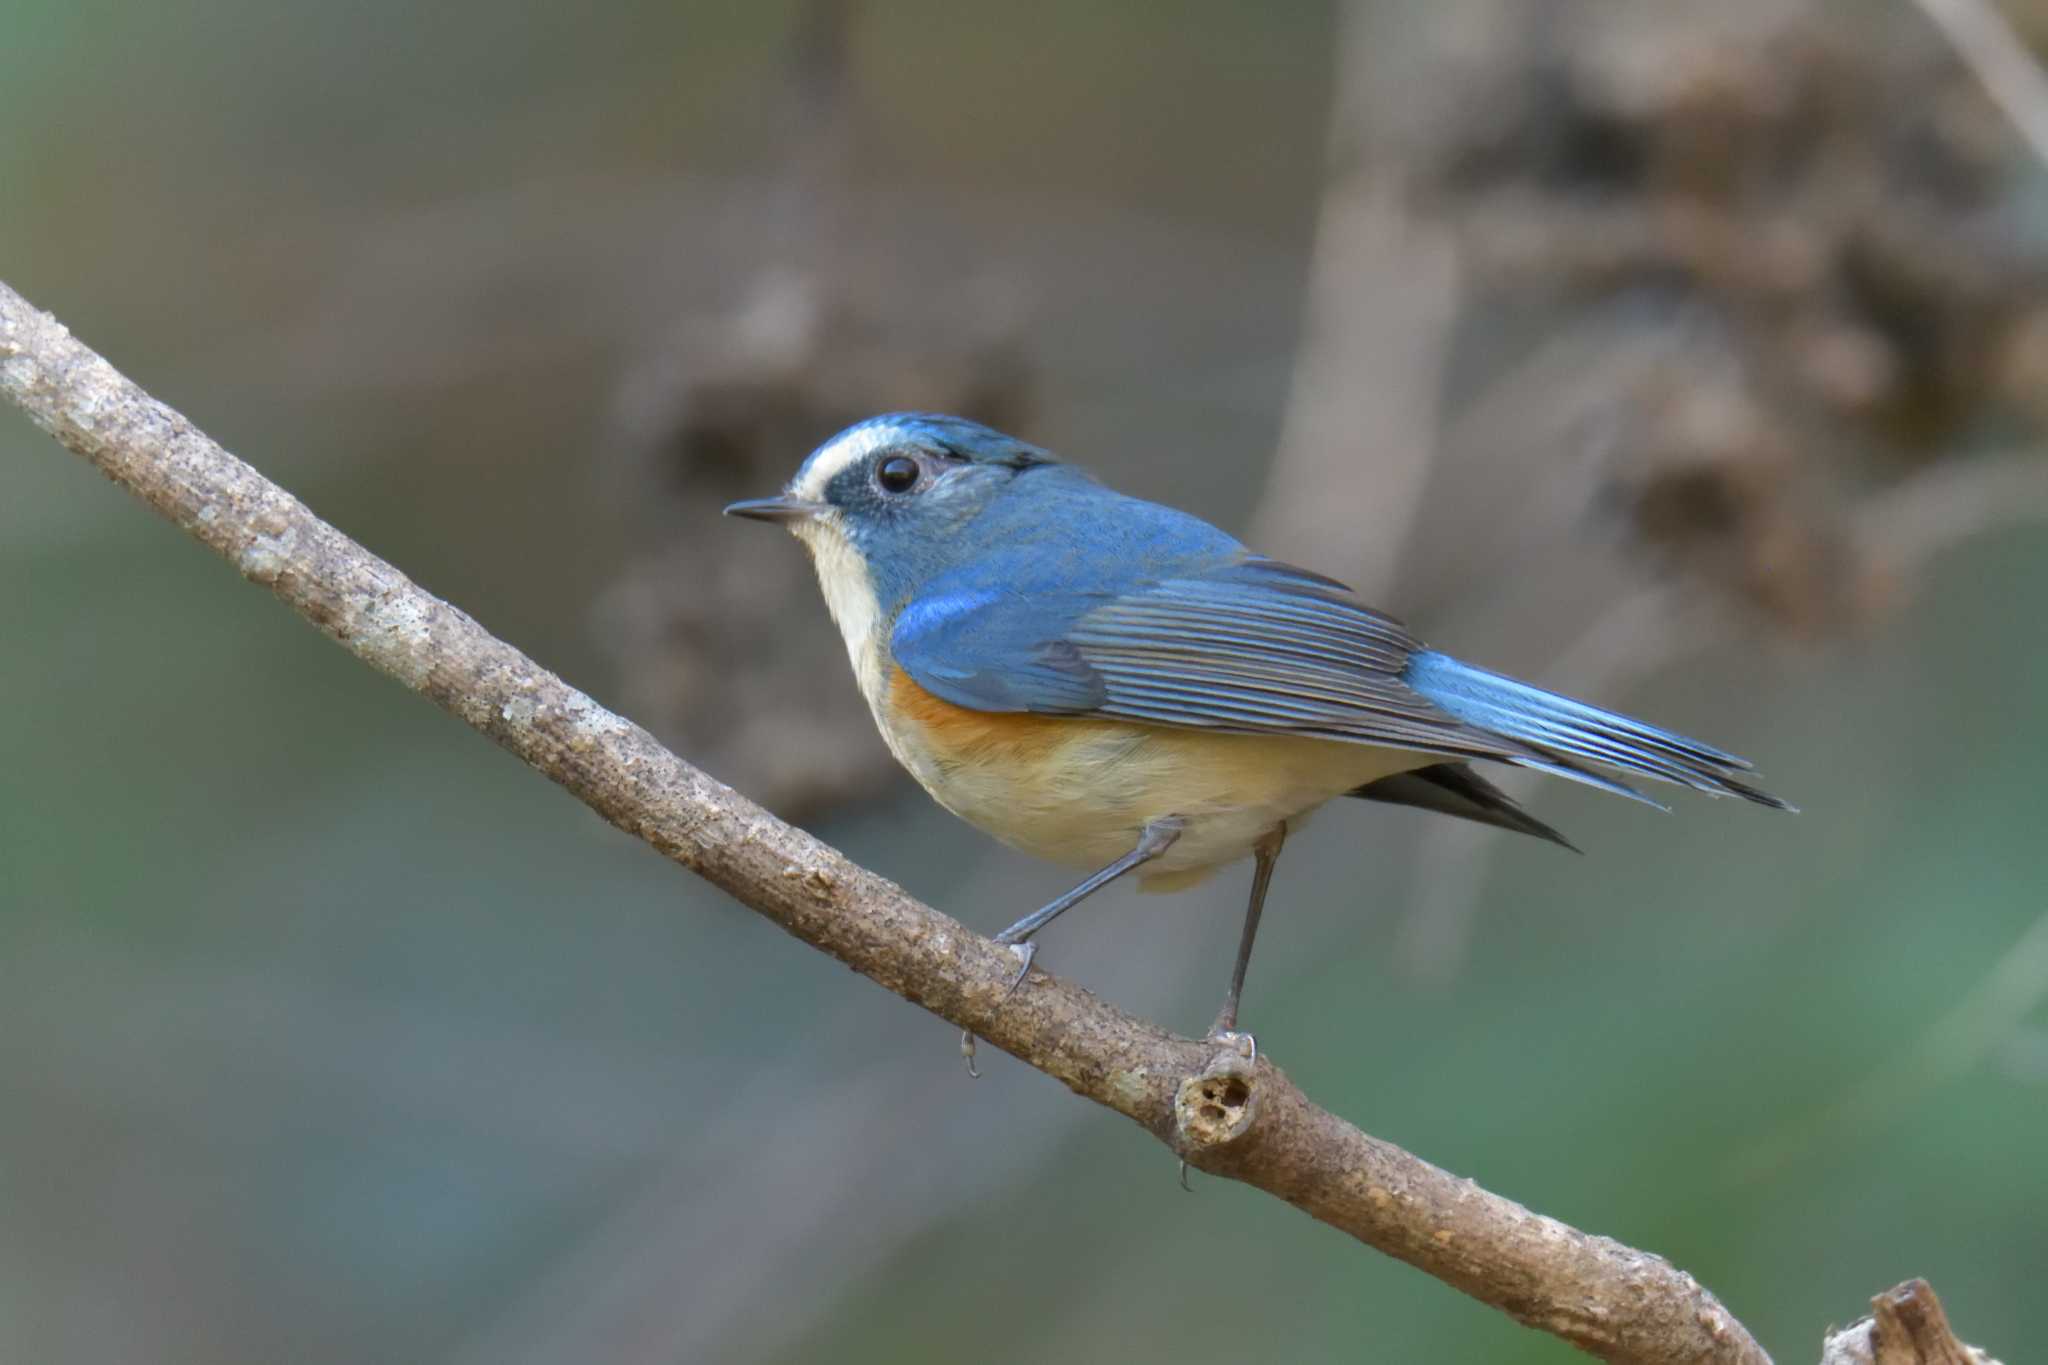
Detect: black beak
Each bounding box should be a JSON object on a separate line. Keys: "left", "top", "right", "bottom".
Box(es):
{"left": 723, "top": 496, "right": 825, "bottom": 524}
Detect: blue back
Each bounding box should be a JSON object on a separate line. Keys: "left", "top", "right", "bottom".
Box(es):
{"left": 866, "top": 462, "right": 1246, "bottom": 616}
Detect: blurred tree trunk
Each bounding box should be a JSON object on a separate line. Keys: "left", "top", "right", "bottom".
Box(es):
{"left": 1250, "top": 1, "right": 1460, "bottom": 598}
{"left": 1248, "top": 0, "right": 2048, "bottom": 978}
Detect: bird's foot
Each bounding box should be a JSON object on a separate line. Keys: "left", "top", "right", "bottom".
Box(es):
{"left": 996, "top": 940, "right": 1037, "bottom": 1000}
{"left": 961, "top": 943, "right": 1039, "bottom": 1077}
{"left": 1205, "top": 1028, "right": 1257, "bottom": 1067}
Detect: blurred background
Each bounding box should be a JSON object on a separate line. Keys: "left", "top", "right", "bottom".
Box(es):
{"left": 4, "top": 0, "right": 2046, "bottom": 1360}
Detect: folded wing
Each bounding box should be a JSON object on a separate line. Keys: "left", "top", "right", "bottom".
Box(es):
{"left": 891, "top": 553, "right": 1785, "bottom": 809}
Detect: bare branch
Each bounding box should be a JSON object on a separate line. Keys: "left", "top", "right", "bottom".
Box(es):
{"left": 3, "top": 276, "right": 1774, "bottom": 1364}
{"left": 1820, "top": 1279, "right": 2003, "bottom": 1365}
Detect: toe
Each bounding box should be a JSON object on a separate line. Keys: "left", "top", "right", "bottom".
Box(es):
{"left": 1206, "top": 1028, "right": 1257, "bottom": 1064}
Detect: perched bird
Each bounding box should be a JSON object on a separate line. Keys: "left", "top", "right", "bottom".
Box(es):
{"left": 727, "top": 414, "right": 1790, "bottom": 1056}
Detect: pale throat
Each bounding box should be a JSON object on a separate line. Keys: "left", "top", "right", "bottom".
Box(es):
{"left": 791, "top": 515, "right": 888, "bottom": 709}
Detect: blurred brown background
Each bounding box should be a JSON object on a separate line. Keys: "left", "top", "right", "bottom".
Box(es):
{"left": 4, "top": 1, "right": 2045, "bottom": 1361}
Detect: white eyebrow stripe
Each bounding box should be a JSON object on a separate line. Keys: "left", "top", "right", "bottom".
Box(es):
{"left": 788, "top": 421, "right": 913, "bottom": 502}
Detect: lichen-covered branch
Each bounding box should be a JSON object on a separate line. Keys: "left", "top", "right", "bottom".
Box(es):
{"left": 2, "top": 275, "right": 1790, "bottom": 1364}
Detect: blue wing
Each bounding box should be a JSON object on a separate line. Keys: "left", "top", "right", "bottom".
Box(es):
{"left": 888, "top": 585, "right": 1109, "bottom": 714}
{"left": 891, "top": 551, "right": 1788, "bottom": 809}
{"left": 894, "top": 555, "right": 1514, "bottom": 760}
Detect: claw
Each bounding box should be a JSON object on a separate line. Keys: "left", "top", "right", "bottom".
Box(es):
{"left": 999, "top": 941, "right": 1037, "bottom": 1001}
{"left": 1208, "top": 1029, "right": 1257, "bottom": 1066}
{"left": 1178, "top": 1159, "right": 1193, "bottom": 1192}
{"left": 961, "top": 944, "right": 1038, "bottom": 1079}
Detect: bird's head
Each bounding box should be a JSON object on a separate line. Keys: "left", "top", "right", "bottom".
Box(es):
{"left": 725, "top": 413, "right": 1060, "bottom": 604}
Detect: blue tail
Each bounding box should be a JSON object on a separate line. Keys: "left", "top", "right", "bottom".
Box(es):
{"left": 1404, "top": 651, "right": 1793, "bottom": 811}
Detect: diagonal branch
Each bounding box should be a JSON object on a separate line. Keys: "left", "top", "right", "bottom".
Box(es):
{"left": 0, "top": 277, "right": 1765, "bottom": 1365}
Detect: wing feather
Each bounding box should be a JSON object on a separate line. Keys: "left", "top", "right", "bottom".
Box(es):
{"left": 893, "top": 555, "right": 1524, "bottom": 763}
{"left": 887, "top": 540, "right": 1786, "bottom": 809}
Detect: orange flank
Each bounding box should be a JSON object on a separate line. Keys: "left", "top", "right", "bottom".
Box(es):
{"left": 879, "top": 664, "right": 1423, "bottom": 885}
{"left": 885, "top": 665, "right": 1117, "bottom": 769}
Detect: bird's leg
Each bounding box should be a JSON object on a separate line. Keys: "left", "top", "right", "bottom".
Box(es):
{"left": 989, "top": 814, "right": 1186, "bottom": 985}
{"left": 1208, "top": 825, "right": 1285, "bottom": 1061}
{"left": 961, "top": 815, "right": 1184, "bottom": 1075}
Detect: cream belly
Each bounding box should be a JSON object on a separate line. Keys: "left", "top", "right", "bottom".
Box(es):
{"left": 880, "top": 686, "right": 1426, "bottom": 889}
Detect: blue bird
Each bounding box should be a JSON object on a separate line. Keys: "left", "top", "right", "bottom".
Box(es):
{"left": 727, "top": 414, "right": 1790, "bottom": 1056}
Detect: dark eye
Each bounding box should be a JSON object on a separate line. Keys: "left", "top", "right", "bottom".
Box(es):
{"left": 875, "top": 455, "right": 921, "bottom": 494}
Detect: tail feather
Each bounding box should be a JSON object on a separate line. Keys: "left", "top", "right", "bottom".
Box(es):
{"left": 1404, "top": 651, "right": 1795, "bottom": 811}
{"left": 1350, "top": 762, "right": 1581, "bottom": 851}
